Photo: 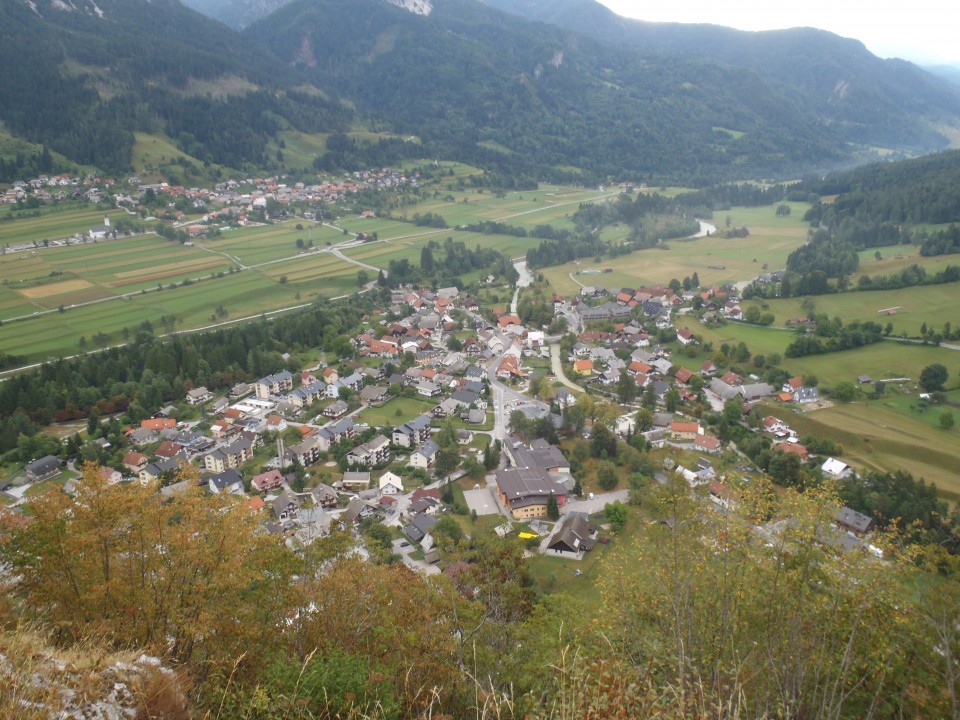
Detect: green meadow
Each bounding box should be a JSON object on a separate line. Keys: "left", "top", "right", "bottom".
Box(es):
{"left": 745, "top": 282, "right": 960, "bottom": 338}
{"left": 757, "top": 400, "right": 960, "bottom": 500}
{"left": 542, "top": 202, "right": 811, "bottom": 295}
{"left": 688, "top": 319, "right": 960, "bottom": 388}
{"left": 0, "top": 180, "right": 622, "bottom": 365}
{"left": 0, "top": 206, "right": 128, "bottom": 247}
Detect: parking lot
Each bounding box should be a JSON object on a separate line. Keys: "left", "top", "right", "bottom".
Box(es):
{"left": 463, "top": 486, "right": 503, "bottom": 516}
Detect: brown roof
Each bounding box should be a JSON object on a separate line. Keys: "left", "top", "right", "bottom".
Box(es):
{"left": 777, "top": 443, "right": 809, "bottom": 459}
{"left": 155, "top": 441, "right": 182, "bottom": 458}
{"left": 675, "top": 367, "right": 694, "bottom": 384}
{"left": 122, "top": 451, "right": 148, "bottom": 466}
{"left": 695, "top": 435, "right": 721, "bottom": 450}
{"left": 140, "top": 418, "right": 176, "bottom": 431}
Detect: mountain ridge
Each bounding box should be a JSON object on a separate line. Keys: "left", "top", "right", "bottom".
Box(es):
{"left": 481, "top": 0, "right": 960, "bottom": 151}
{"left": 1, "top": 0, "right": 958, "bottom": 183}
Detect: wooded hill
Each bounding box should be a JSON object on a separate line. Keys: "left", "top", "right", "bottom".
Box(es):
{"left": 248, "top": 0, "right": 881, "bottom": 182}
{"left": 750, "top": 150, "right": 960, "bottom": 292}
{"left": 3, "top": 0, "right": 960, "bottom": 183}
{"left": 0, "top": 0, "right": 351, "bottom": 173}
{"left": 483, "top": 0, "right": 960, "bottom": 153}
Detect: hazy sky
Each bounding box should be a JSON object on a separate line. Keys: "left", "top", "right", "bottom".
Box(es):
{"left": 595, "top": 0, "right": 959, "bottom": 66}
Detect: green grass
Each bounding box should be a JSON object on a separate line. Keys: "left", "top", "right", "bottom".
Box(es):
{"left": 691, "top": 320, "right": 960, "bottom": 388}
{"left": 754, "top": 399, "right": 960, "bottom": 500}
{"left": 542, "top": 202, "right": 810, "bottom": 295}
{"left": 132, "top": 132, "right": 229, "bottom": 185}
{"left": 747, "top": 283, "right": 960, "bottom": 338}
{"left": 0, "top": 210, "right": 369, "bottom": 361}
{"left": 526, "top": 507, "right": 642, "bottom": 604}
{"left": 0, "top": 206, "right": 128, "bottom": 248}
{"left": 357, "top": 396, "right": 437, "bottom": 428}
{"left": 0, "top": 262, "right": 347, "bottom": 361}
{"left": 854, "top": 245, "right": 957, "bottom": 276}
{"left": 202, "top": 221, "right": 345, "bottom": 266}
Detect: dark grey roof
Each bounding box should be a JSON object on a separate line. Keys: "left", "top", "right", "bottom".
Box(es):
{"left": 836, "top": 506, "right": 873, "bottom": 534}
{"left": 741, "top": 383, "right": 775, "bottom": 400}
{"left": 273, "top": 490, "right": 299, "bottom": 518}
{"left": 496, "top": 466, "right": 567, "bottom": 507}
{"left": 25, "top": 455, "right": 60, "bottom": 478}
{"left": 404, "top": 512, "right": 439, "bottom": 542}
{"left": 409, "top": 497, "right": 439, "bottom": 514}
{"left": 652, "top": 412, "right": 673, "bottom": 427}
{"left": 207, "top": 469, "right": 243, "bottom": 492}
{"left": 260, "top": 370, "right": 292, "bottom": 385}
{"left": 415, "top": 439, "right": 439, "bottom": 457}
{"left": 465, "top": 365, "right": 485, "bottom": 379}
{"left": 548, "top": 513, "right": 595, "bottom": 553}
{"left": 451, "top": 390, "right": 479, "bottom": 405}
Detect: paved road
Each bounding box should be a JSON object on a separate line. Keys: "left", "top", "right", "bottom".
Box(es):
{"left": 562, "top": 489, "right": 629, "bottom": 515}
{"left": 549, "top": 343, "right": 583, "bottom": 394}
{"left": 391, "top": 538, "right": 440, "bottom": 575}
{"left": 485, "top": 356, "right": 551, "bottom": 441}
{"left": 510, "top": 259, "right": 533, "bottom": 315}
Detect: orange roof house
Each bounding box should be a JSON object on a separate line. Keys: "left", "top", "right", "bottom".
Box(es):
{"left": 695, "top": 435, "right": 721, "bottom": 453}
{"left": 140, "top": 418, "right": 176, "bottom": 431}
{"left": 671, "top": 421, "right": 699, "bottom": 439}
{"left": 785, "top": 376, "right": 804, "bottom": 391}
{"left": 776, "top": 443, "right": 810, "bottom": 460}
{"left": 675, "top": 367, "right": 694, "bottom": 384}
{"left": 573, "top": 359, "right": 594, "bottom": 375}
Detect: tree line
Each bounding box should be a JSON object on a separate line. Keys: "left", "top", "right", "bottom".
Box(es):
{"left": 0, "top": 293, "right": 378, "bottom": 455}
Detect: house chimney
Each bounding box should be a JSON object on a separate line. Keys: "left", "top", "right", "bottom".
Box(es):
{"left": 104, "top": 216, "right": 110, "bottom": 227}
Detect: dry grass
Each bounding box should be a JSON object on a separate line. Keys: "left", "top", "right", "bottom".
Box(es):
{"left": 18, "top": 278, "right": 94, "bottom": 299}
{"left": 0, "top": 622, "right": 190, "bottom": 720}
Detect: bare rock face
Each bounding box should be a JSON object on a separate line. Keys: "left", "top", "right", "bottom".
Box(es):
{"left": 383, "top": 0, "right": 432, "bottom": 16}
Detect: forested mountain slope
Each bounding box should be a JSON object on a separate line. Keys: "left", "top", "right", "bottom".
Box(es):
{"left": 805, "top": 149, "right": 960, "bottom": 225}
{"left": 3, "top": 0, "right": 959, "bottom": 182}
{"left": 251, "top": 0, "right": 849, "bottom": 183}
{"left": 0, "top": 0, "right": 351, "bottom": 172}
{"left": 483, "top": 0, "right": 960, "bottom": 152}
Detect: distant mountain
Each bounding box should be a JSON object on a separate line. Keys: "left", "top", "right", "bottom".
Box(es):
{"left": 0, "top": 0, "right": 350, "bottom": 172}
{"left": 250, "top": 0, "right": 860, "bottom": 183}
{"left": 180, "top": 0, "right": 293, "bottom": 29}
{"left": 926, "top": 65, "right": 960, "bottom": 88}
{"left": 3, "top": 0, "right": 958, "bottom": 183}
{"left": 482, "top": 0, "right": 960, "bottom": 152}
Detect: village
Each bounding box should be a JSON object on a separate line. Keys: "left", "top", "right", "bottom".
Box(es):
{"left": 1, "top": 166, "right": 418, "bottom": 253}
{"left": 3, "top": 272, "right": 882, "bottom": 576}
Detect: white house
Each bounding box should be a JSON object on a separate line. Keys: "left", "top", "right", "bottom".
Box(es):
{"left": 409, "top": 439, "right": 439, "bottom": 469}
{"left": 821, "top": 457, "right": 854, "bottom": 480}
{"left": 379, "top": 471, "right": 404, "bottom": 495}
